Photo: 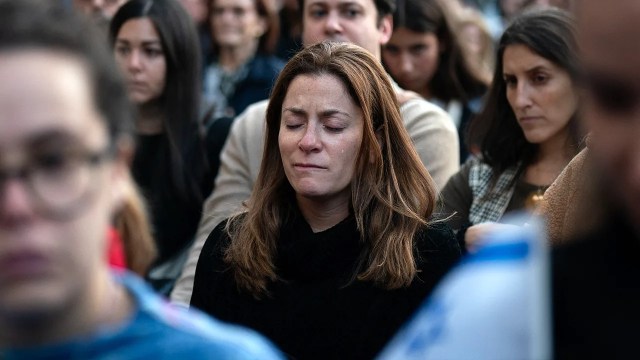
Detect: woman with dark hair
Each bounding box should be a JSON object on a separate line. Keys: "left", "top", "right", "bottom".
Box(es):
{"left": 203, "top": 0, "right": 285, "bottom": 118}
{"left": 191, "top": 41, "right": 461, "bottom": 359}
{"left": 110, "top": 0, "right": 232, "bottom": 293}
{"left": 382, "top": 0, "right": 489, "bottom": 161}
{"left": 440, "top": 8, "right": 583, "bottom": 251}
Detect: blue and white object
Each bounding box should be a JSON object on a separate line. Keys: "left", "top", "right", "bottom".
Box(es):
{"left": 377, "top": 214, "right": 551, "bottom": 360}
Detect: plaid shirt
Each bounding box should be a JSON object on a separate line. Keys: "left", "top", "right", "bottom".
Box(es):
{"left": 467, "top": 156, "right": 520, "bottom": 225}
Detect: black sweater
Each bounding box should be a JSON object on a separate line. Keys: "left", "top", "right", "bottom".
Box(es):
{"left": 132, "top": 118, "right": 232, "bottom": 265}
{"left": 553, "top": 212, "right": 640, "bottom": 358}
{"left": 191, "top": 212, "right": 461, "bottom": 359}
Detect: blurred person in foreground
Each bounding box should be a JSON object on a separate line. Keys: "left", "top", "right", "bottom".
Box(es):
{"left": 377, "top": 1, "right": 640, "bottom": 358}
{"left": 553, "top": 0, "right": 640, "bottom": 357}
{"left": 171, "top": 0, "right": 459, "bottom": 306}
{"left": 190, "top": 41, "right": 461, "bottom": 359}
{"left": 0, "top": 1, "right": 281, "bottom": 358}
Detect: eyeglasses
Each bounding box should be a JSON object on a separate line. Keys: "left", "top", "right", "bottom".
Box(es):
{"left": 581, "top": 71, "right": 640, "bottom": 115}
{"left": 0, "top": 146, "right": 113, "bottom": 220}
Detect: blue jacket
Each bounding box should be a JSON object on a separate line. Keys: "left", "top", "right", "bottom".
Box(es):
{"left": 2, "top": 271, "right": 283, "bottom": 359}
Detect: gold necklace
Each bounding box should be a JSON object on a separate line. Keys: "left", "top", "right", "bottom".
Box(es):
{"left": 525, "top": 186, "right": 546, "bottom": 211}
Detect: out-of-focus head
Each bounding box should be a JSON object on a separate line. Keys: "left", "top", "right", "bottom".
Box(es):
{"left": 110, "top": 0, "right": 201, "bottom": 106}
{"left": 0, "top": 0, "right": 132, "bottom": 330}
{"left": 576, "top": 0, "right": 640, "bottom": 224}
{"left": 178, "top": 0, "right": 209, "bottom": 26}
{"left": 299, "top": 0, "right": 394, "bottom": 59}
{"left": 73, "top": 0, "right": 128, "bottom": 22}
{"left": 262, "top": 41, "right": 414, "bottom": 206}
{"left": 381, "top": 0, "right": 447, "bottom": 95}
{"left": 209, "top": 0, "right": 280, "bottom": 54}
{"left": 499, "top": 0, "right": 528, "bottom": 20}
{"left": 454, "top": 7, "right": 495, "bottom": 78}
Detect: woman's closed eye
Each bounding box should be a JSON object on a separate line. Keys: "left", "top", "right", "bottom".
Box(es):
{"left": 323, "top": 125, "right": 345, "bottom": 133}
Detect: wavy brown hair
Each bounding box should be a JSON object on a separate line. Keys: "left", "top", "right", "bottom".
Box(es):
{"left": 223, "top": 41, "right": 438, "bottom": 297}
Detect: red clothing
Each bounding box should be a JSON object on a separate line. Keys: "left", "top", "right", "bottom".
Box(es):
{"left": 107, "top": 227, "right": 127, "bottom": 269}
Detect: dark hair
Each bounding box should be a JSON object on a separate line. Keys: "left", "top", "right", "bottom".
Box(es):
{"left": 208, "top": 0, "right": 280, "bottom": 55}
{"left": 389, "top": 0, "right": 488, "bottom": 103}
{"left": 297, "top": 0, "right": 396, "bottom": 22}
{"left": 0, "top": 0, "right": 134, "bottom": 145}
{"left": 469, "top": 8, "right": 581, "bottom": 175}
{"left": 110, "top": 0, "right": 207, "bottom": 202}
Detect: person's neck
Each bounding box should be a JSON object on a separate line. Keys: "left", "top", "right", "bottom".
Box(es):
{"left": 0, "top": 268, "right": 134, "bottom": 348}
{"left": 525, "top": 130, "right": 574, "bottom": 186}
{"left": 218, "top": 41, "right": 259, "bottom": 72}
{"left": 137, "top": 101, "right": 164, "bottom": 135}
{"left": 296, "top": 194, "right": 350, "bottom": 233}
{"left": 418, "top": 86, "right": 431, "bottom": 100}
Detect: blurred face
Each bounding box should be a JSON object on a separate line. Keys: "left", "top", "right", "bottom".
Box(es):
{"left": 279, "top": 74, "right": 364, "bottom": 205}
{"left": 302, "top": 0, "right": 392, "bottom": 59}
{"left": 500, "top": 0, "right": 527, "bottom": 19}
{"left": 179, "top": 0, "right": 209, "bottom": 25}
{"left": 460, "top": 23, "right": 483, "bottom": 58}
{"left": 503, "top": 44, "right": 578, "bottom": 146}
{"left": 382, "top": 28, "right": 440, "bottom": 97}
{"left": 73, "top": 0, "right": 127, "bottom": 21}
{"left": 210, "top": 0, "right": 267, "bottom": 50}
{"left": 578, "top": 0, "right": 640, "bottom": 223}
{"left": 114, "top": 18, "right": 167, "bottom": 105}
{"left": 0, "top": 50, "right": 125, "bottom": 325}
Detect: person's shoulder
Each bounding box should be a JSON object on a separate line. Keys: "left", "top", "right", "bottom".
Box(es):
{"left": 410, "top": 222, "right": 462, "bottom": 280}
{"left": 418, "top": 222, "right": 456, "bottom": 246}
{"left": 398, "top": 94, "right": 457, "bottom": 133}
{"left": 414, "top": 222, "right": 461, "bottom": 260}
{"left": 230, "top": 100, "right": 269, "bottom": 136}
{"left": 120, "top": 272, "right": 282, "bottom": 359}
{"left": 237, "top": 99, "right": 269, "bottom": 123}
{"left": 248, "top": 54, "right": 286, "bottom": 77}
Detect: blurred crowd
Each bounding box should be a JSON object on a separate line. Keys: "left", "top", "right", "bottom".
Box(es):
{"left": 1, "top": 0, "right": 639, "bottom": 358}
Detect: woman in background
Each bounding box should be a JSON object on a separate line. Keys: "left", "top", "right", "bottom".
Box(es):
{"left": 110, "top": 0, "right": 232, "bottom": 294}
{"left": 382, "top": 0, "right": 489, "bottom": 162}
{"left": 203, "top": 0, "right": 284, "bottom": 118}
{"left": 440, "top": 8, "right": 582, "bottom": 251}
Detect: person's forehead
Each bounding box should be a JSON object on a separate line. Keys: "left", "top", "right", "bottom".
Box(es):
{"left": 304, "top": 0, "right": 377, "bottom": 10}
{"left": 577, "top": 0, "right": 640, "bottom": 80}
{"left": 0, "top": 49, "right": 106, "bottom": 150}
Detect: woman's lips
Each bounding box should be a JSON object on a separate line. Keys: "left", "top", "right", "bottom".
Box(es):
{"left": 127, "top": 81, "right": 147, "bottom": 91}
{"left": 293, "top": 163, "right": 326, "bottom": 170}
{"left": 519, "top": 116, "right": 543, "bottom": 122}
